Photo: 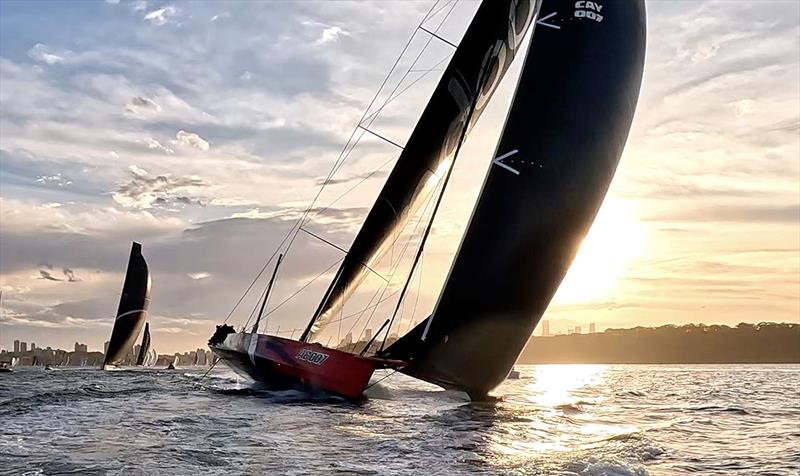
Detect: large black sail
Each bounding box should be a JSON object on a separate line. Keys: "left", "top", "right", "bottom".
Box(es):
{"left": 385, "top": 0, "right": 647, "bottom": 397}
{"left": 303, "top": 0, "right": 538, "bottom": 341}
{"left": 135, "top": 322, "right": 151, "bottom": 366}
{"left": 103, "top": 242, "right": 151, "bottom": 369}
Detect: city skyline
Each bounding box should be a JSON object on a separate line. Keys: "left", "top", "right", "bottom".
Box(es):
{"left": 0, "top": 1, "right": 798, "bottom": 353}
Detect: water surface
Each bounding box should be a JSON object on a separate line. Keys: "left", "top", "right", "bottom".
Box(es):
{"left": 1, "top": 364, "right": 797, "bottom": 475}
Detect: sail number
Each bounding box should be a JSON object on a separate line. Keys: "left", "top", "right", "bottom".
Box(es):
{"left": 297, "top": 349, "right": 330, "bottom": 365}
{"left": 574, "top": 1, "right": 604, "bottom": 22}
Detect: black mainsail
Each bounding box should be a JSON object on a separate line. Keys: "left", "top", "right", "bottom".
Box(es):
{"left": 384, "top": 0, "right": 647, "bottom": 397}
{"left": 302, "top": 0, "right": 538, "bottom": 341}
{"left": 135, "top": 322, "right": 151, "bottom": 366}
{"left": 103, "top": 242, "right": 151, "bottom": 369}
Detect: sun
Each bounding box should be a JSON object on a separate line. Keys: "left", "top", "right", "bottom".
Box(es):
{"left": 552, "top": 197, "right": 646, "bottom": 304}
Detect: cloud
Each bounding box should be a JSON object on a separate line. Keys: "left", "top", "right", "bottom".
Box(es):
{"left": 315, "top": 170, "right": 388, "bottom": 186}
{"left": 730, "top": 99, "right": 755, "bottom": 117}
{"left": 188, "top": 272, "right": 210, "bottom": 280}
{"left": 125, "top": 96, "right": 162, "bottom": 117}
{"left": 104, "top": 0, "right": 120, "bottom": 4}
{"left": 175, "top": 130, "right": 210, "bottom": 151}
{"left": 63, "top": 268, "right": 79, "bottom": 282}
{"left": 39, "top": 269, "right": 62, "bottom": 281}
{"left": 144, "top": 6, "right": 178, "bottom": 26}
{"left": 27, "top": 43, "right": 68, "bottom": 65}
{"left": 302, "top": 20, "right": 351, "bottom": 45}
{"left": 210, "top": 12, "right": 230, "bottom": 22}
{"left": 145, "top": 138, "right": 175, "bottom": 154}
{"left": 36, "top": 173, "right": 72, "bottom": 188}
{"left": 647, "top": 204, "right": 800, "bottom": 224}
{"left": 112, "top": 165, "right": 209, "bottom": 209}
{"left": 318, "top": 26, "right": 350, "bottom": 45}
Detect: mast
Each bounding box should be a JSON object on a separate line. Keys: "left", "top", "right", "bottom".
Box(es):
{"left": 303, "top": 0, "right": 538, "bottom": 341}
{"left": 385, "top": 0, "right": 647, "bottom": 397}
{"left": 252, "top": 254, "right": 283, "bottom": 335}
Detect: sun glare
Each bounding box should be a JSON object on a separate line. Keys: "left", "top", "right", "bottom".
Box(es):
{"left": 552, "top": 198, "right": 646, "bottom": 304}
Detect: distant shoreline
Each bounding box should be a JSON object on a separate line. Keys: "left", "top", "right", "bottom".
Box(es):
{"left": 518, "top": 323, "right": 800, "bottom": 365}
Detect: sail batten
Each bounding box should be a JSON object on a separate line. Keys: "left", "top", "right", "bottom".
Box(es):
{"left": 304, "top": 0, "right": 538, "bottom": 341}
{"left": 385, "top": 0, "right": 647, "bottom": 397}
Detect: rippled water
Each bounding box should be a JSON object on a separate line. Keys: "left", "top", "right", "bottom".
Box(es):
{"left": 1, "top": 364, "right": 798, "bottom": 475}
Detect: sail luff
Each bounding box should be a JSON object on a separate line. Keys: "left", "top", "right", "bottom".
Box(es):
{"left": 305, "top": 0, "right": 538, "bottom": 341}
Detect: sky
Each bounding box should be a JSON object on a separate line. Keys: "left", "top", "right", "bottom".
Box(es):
{"left": 0, "top": 0, "right": 798, "bottom": 354}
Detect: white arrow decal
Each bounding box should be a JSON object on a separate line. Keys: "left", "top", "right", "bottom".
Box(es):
{"left": 493, "top": 149, "right": 520, "bottom": 175}
{"left": 537, "top": 12, "right": 560, "bottom": 30}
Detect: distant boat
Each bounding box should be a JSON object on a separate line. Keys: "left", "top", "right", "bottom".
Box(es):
{"left": 167, "top": 355, "right": 178, "bottom": 370}
{"left": 1, "top": 357, "right": 19, "bottom": 373}
{"left": 142, "top": 348, "right": 158, "bottom": 367}
{"left": 210, "top": 0, "right": 645, "bottom": 400}
{"left": 102, "top": 242, "right": 151, "bottom": 370}
{"left": 135, "top": 322, "right": 152, "bottom": 366}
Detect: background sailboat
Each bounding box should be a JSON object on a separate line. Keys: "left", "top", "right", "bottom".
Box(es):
{"left": 135, "top": 322, "right": 152, "bottom": 366}
{"left": 102, "top": 242, "right": 151, "bottom": 370}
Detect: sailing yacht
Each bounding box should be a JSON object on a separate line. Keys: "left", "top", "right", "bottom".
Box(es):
{"left": 210, "top": 0, "right": 646, "bottom": 400}
{"left": 135, "top": 322, "right": 152, "bottom": 366}
{"left": 103, "top": 242, "right": 151, "bottom": 370}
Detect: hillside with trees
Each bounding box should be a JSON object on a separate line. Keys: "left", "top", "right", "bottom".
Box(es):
{"left": 518, "top": 323, "right": 800, "bottom": 364}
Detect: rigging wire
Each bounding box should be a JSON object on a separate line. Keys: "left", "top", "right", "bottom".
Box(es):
{"left": 340, "top": 176, "right": 444, "bottom": 346}
{"left": 224, "top": 0, "right": 463, "bottom": 331}
{"left": 221, "top": 0, "right": 444, "bottom": 326}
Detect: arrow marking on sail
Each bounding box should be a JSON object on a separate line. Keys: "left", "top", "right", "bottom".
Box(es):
{"left": 493, "top": 150, "right": 521, "bottom": 175}
{"left": 537, "top": 12, "right": 560, "bottom": 30}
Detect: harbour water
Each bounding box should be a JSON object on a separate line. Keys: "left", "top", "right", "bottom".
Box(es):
{"left": 1, "top": 364, "right": 798, "bottom": 475}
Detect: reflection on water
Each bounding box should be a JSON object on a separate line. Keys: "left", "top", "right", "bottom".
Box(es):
{"left": 525, "top": 364, "right": 608, "bottom": 407}
{"left": 1, "top": 365, "right": 798, "bottom": 475}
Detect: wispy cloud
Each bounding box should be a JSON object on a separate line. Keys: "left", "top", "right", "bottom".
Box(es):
{"left": 143, "top": 6, "right": 178, "bottom": 26}
{"left": 112, "top": 165, "right": 208, "bottom": 209}
{"left": 175, "top": 130, "right": 209, "bottom": 151}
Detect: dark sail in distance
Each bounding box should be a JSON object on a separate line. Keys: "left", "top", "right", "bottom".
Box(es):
{"left": 384, "top": 0, "right": 647, "bottom": 398}
{"left": 303, "top": 0, "right": 538, "bottom": 341}
{"left": 103, "top": 242, "right": 151, "bottom": 369}
{"left": 136, "top": 322, "right": 151, "bottom": 366}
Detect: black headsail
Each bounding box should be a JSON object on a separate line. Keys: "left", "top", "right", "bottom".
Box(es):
{"left": 384, "top": 0, "right": 647, "bottom": 398}
{"left": 303, "top": 0, "right": 538, "bottom": 341}
{"left": 135, "top": 322, "right": 151, "bottom": 366}
{"left": 103, "top": 242, "right": 151, "bottom": 369}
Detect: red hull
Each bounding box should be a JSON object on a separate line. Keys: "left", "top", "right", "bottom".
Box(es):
{"left": 211, "top": 332, "right": 400, "bottom": 400}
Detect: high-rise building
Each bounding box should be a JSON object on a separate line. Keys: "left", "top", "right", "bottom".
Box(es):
{"left": 13, "top": 340, "right": 20, "bottom": 353}
{"left": 575, "top": 326, "right": 582, "bottom": 334}
{"left": 30, "top": 343, "right": 36, "bottom": 351}
{"left": 74, "top": 342, "right": 88, "bottom": 353}
{"left": 541, "top": 320, "right": 550, "bottom": 337}
{"left": 589, "top": 323, "right": 596, "bottom": 334}
{"left": 364, "top": 329, "right": 372, "bottom": 341}
{"left": 20, "top": 341, "right": 28, "bottom": 352}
